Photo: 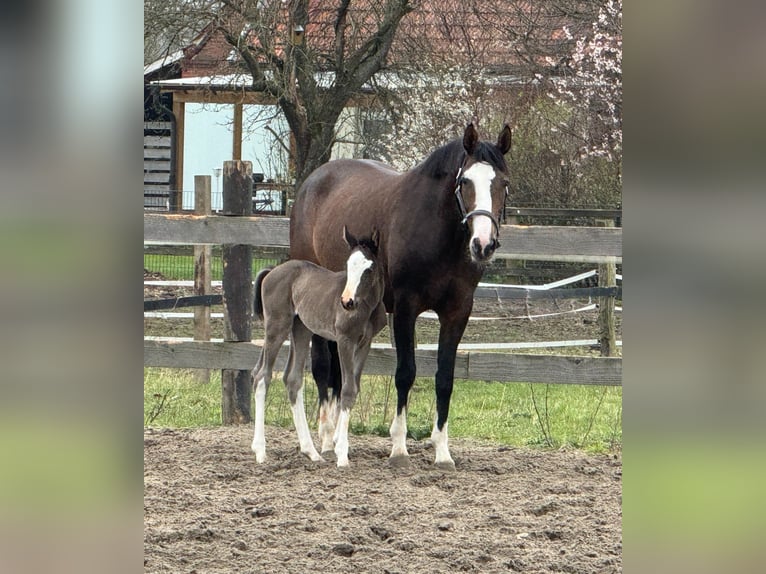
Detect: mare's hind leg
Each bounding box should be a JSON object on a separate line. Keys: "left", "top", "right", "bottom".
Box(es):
{"left": 251, "top": 323, "right": 290, "bottom": 463}
{"left": 284, "top": 320, "right": 323, "bottom": 462}
{"left": 311, "top": 336, "right": 342, "bottom": 455}
{"left": 389, "top": 302, "right": 419, "bottom": 467}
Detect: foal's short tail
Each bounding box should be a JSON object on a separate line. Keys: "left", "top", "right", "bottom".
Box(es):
{"left": 253, "top": 267, "right": 274, "bottom": 320}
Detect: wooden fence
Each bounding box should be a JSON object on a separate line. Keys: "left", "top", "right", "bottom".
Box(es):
{"left": 144, "top": 163, "right": 622, "bottom": 422}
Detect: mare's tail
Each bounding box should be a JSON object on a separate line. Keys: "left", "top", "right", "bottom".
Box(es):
{"left": 253, "top": 267, "right": 274, "bottom": 320}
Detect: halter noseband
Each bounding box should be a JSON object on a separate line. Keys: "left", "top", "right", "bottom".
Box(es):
{"left": 453, "top": 158, "right": 507, "bottom": 240}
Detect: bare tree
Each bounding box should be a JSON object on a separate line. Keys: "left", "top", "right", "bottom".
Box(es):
{"left": 198, "top": 0, "right": 412, "bottom": 189}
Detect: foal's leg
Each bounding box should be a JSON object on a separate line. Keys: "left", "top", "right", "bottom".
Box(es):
{"left": 333, "top": 340, "right": 360, "bottom": 467}
{"left": 284, "top": 320, "right": 323, "bottom": 462}
{"left": 311, "top": 336, "right": 342, "bottom": 455}
{"left": 389, "top": 302, "right": 419, "bottom": 467}
{"left": 431, "top": 307, "right": 472, "bottom": 471}
{"left": 251, "top": 321, "right": 290, "bottom": 463}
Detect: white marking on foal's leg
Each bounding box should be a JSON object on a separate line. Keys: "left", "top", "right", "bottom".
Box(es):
{"left": 389, "top": 409, "right": 409, "bottom": 461}
{"left": 291, "top": 385, "right": 323, "bottom": 462}
{"left": 318, "top": 397, "right": 337, "bottom": 454}
{"left": 431, "top": 420, "right": 456, "bottom": 470}
{"left": 334, "top": 409, "right": 351, "bottom": 467}
{"left": 251, "top": 377, "right": 267, "bottom": 463}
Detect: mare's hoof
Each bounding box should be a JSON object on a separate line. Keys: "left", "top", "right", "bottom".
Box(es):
{"left": 434, "top": 460, "right": 456, "bottom": 472}
{"left": 388, "top": 455, "right": 410, "bottom": 469}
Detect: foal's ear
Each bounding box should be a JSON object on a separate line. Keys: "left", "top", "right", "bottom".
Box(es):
{"left": 342, "top": 225, "right": 358, "bottom": 248}
{"left": 496, "top": 124, "right": 512, "bottom": 155}
{"left": 371, "top": 227, "right": 380, "bottom": 252}
{"left": 463, "top": 122, "right": 479, "bottom": 155}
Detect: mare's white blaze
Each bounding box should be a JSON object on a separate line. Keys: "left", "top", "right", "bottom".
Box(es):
{"left": 251, "top": 377, "right": 267, "bottom": 462}
{"left": 389, "top": 409, "right": 409, "bottom": 458}
{"left": 431, "top": 421, "right": 454, "bottom": 467}
{"left": 341, "top": 250, "right": 373, "bottom": 305}
{"left": 463, "top": 161, "right": 496, "bottom": 249}
{"left": 318, "top": 397, "right": 338, "bottom": 453}
{"left": 334, "top": 408, "right": 351, "bottom": 467}
{"left": 290, "top": 385, "right": 323, "bottom": 462}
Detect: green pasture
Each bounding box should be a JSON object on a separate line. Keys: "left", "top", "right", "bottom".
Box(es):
{"left": 144, "top": 368, "right": 621, "bottom": 453}
{"left": 144, "top": 253, "right": 280, "bottom": 281}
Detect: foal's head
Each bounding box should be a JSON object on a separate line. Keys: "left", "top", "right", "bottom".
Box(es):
{"left": 340, "top": 226, "right": 382, "bottom": 311}
{"left": 455, "top": 123, "right": 512, "bottom": 264}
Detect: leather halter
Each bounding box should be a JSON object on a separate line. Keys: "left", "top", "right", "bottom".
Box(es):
{"left": 453, "top": 158, "right": 507, "bottom": 240}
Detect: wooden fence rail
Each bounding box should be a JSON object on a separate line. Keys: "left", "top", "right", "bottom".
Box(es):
{"left": 144, "top": 340, "right": 622, "bottom": 386}
{"left": 144, "top": 207, "right": 622, "bottom": 423}
{"left": 144, "top": 213, "right": 622, "bottom": 263}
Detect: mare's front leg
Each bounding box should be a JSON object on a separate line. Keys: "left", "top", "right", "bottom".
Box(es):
{"left": 388, "top": 301, "right": 419, "bottom": 468}
{"left": 431, "top": 306, "right": 472, "bottom": 471}
{"left": 285, "top": 320, "right": 323, "bottom": 462}
{"left": 311, "top": 336, "right": 342, "bottom": 456}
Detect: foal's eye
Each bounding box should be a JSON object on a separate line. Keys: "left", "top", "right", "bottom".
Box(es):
{"left": 458, "top": 177, "right": 468, "bottom": 186}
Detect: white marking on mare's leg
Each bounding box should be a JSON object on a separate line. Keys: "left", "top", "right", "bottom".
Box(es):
{"left": 251, "top": 377, "right": 267, "bottom": 463}
{"left": 291, "top": 385, "right": 323, "bottom": 462}
{"left": 431, "top": 420, "right": 456, "bottom": 470}
{"left": 318, "top": 397, "right": 337, "bottom": 454}
{"left": 334, "top": 409, "right": 351, "bottom": 467}
{"left": 389, "top": 409, "right": 409, "bottom": 460}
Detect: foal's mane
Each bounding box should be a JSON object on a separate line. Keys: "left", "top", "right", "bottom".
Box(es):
{"left": 414, "top": 138, "right": 509, "bottom": 181}
{"left": 353, "top": 236, "right": 379, "bottom": 257}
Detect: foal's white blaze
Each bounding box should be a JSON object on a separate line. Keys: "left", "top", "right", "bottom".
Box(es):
{"left": 290, "top": 384, "right": 323, "bottom": 462}
{"left": 389, "top": 409, "right": 409, "bottom": 459}
{"left": 251, "top": 377, "right": 267, "bottom": 462}
{"left": 463, "top": 161, "right": 496, "bottom": 250}
{"left": 341, "top": 250, "right": 373, "bottom": 307}
{"left": 431, "top": 421, "right": 454, "bottom": 467}
{"left": 334, "top": 408, "right": 351, "bottom": 467}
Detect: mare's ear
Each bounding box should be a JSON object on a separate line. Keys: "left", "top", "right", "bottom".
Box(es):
{"left": 463, "top": 122, "right": 479, "bottom": 155}
{"left": 371, "top": 228, "right": 380, "bottom": 253}
{"left": 496, "top": 124, "right": 512, "bottom": 155}
{"left": 342, "top": 225, "right": 358, "bottom": 249}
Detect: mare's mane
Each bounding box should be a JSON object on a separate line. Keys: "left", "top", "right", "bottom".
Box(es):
{"left": 413, "top": 138, "right": 509, "bottom": 181}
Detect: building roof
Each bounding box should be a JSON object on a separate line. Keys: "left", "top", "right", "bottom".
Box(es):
{"left": 145, "top": 0, "right": 590, "bottom": 88}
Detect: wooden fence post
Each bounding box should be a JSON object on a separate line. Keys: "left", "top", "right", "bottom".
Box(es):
{"left": 194, "top": 175, "right": 212, "bottom": 383}
{"left": 505, "top": 208, "right": 521, "bottom": 284}
{"left": 221, "top": 161, "right": 253, "bottom": 424}
{"left": 596, "top": 218, "right": 617, "bottom": 356}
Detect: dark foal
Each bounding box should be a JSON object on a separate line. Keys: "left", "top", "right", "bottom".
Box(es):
{"left": 251, "top": 227, "right": 386, "bottom": 467}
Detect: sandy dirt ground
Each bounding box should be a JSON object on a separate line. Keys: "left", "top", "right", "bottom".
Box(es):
{"left": 144, "top": 425, "right": 621, "bottom": 573}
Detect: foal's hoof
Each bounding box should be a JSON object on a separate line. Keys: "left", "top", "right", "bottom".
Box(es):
{"left": 388, "top": 454, "right": 410, "bottom": 469}
{"left": 434, "top": 460, "right": 456, "bottom": 472}
{"left": 321, "top": 450, "right": 337, "bottom": 463}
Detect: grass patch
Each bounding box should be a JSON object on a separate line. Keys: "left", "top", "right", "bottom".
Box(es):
{"left": 145, "top": 368, "right": 621, "bottom": 453}
{"left": 144, "top": 254, "right": 279, "bottom": 281}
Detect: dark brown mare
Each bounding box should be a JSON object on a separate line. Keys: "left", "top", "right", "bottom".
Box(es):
{"left": 251, "top": 227, "right": 386, "bottom": 467}
{"left": 290, "top": 123, "right": 511, "bottom": 470}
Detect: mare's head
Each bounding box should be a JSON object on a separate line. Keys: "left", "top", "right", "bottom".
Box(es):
{"left": 455, "top": 123, "right": 512, "bottom": 264}
{"left": 340, "top": 226, "right": 383, "bottom": 311}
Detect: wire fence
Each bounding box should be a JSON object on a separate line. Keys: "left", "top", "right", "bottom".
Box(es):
{"left": 144, "top": 247, "right": 283, "bottom": 281}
